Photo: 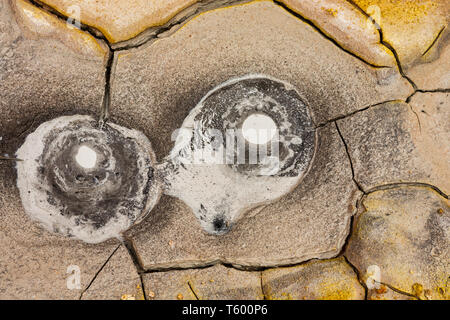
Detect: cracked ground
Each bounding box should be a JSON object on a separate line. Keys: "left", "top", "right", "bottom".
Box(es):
{"left": 0, "top": 0, "right": 448, "bottom": 300}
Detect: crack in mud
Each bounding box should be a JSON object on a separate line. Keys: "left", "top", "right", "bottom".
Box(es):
{"left": 406, "top": 88, "right": 450, "bottom": 103}
{"left": 334, "top": 122, "right": 365, "bottom": 193}
{"left": 378, "top": 281, "right": 420, "bottom": 299}
{"left": 139, "top": 274, "right": 147, "bottom": 300}
{"left": 422, "top": 26, "right": 446, "bottom": 57}
{"left": 273, "top": 0, "right": 390, "bottom": 69}
{"left": 187, "top": 280, "right": 200, "bottom": 300}
{"left": 122, "top": 237, "right": 145, "bottom": 273}
{"left": 408, "top": 104, "right": 422, "bottom": 132}
{"left": 99, "top": 51, "right": 115, "bottom": 126}
{"left": 342, "top": 255, "right": 368, "bottom": 299}
{"left": 316, "top": 99, "right": 402, "bottom": 128}
{"left": 365, "top": 182, "right": 448, "bottom": 200}
{"left": 260, "top": 271, "right": 267, "bottom": 300}
{"left": 112, "top": 0, "right": 254, "bottom": 51}
{"left": 140, "top": 257, "right": 327, "bottom": 274}
{"left": 78, "top": 244, "right": 121, "bottom": 299}
{"left": 27, "top": 0, "right": 107, "bottom": 41}
{"left": 141, "top": 260, "right": 223, "bottom": 274}
{"left": 338, "top": 198, "right": 363, "bottom": 255}
{"left": 345, "top": 0, "right": 418, "bottom": 91}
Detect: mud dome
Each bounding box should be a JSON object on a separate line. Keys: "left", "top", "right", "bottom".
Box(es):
{"left": 16, "top": 115, "right": 161, "bottom": 243}
{"left": 162, "top": 75, "right": 317, "bottom": 235}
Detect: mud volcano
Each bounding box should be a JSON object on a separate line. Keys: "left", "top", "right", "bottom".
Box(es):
{"left": 16, "top": 115, "right": 161, "bottom": 243}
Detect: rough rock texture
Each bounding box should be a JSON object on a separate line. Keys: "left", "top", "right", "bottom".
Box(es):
{"left": 142, "top": 264, "right": 262, "bottom": 300}
{"left": 81, "top": 245, "right": 144, "bottom": 300}
{"left": 125, "top": 123, "right": 360, "bottom": 269}
{"left": 261, "top": 257, "right": 365, "bottom": 300}
{"left": 39, "top": 0, "right": 198, "bottom": 43}
{"left": 0, "top": 0, "right": 107, "bottom": 156}
{"left": 407, "top": 30, "right": 449, "bottom": 90}
{"left": 368, "top": 285, "right": 417, "bottom": 300}
{"left": 111, "top": 0, "right": 412, "bottom": 160}
{"left": 338, "top": 96, "right": 449, "bottom": 195}
{"left": 352, "top": 0, "right": 449, "bottom": 67}
{"left": 346, "top": 187, "right": 449, "bottom": 300}
{"left": 279, "top": 0, "right": 396, "bottom": 67}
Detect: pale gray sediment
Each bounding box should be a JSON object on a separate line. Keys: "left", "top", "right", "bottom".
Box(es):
{"left": 16, "top": 115, "right": 161, "bottom": 243}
